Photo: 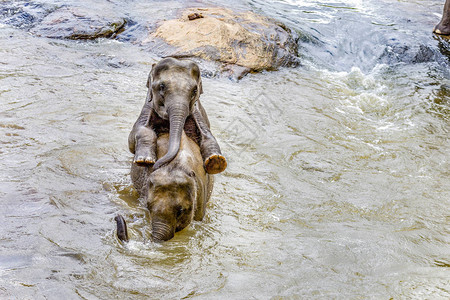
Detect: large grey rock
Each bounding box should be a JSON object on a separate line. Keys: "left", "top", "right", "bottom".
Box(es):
{"left": 30, "top": 6, "right": 126, "bottom": 40}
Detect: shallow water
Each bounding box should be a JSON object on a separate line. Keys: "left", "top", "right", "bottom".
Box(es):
{"left": 1, "top": 0, "right": 449, "bottom": 299}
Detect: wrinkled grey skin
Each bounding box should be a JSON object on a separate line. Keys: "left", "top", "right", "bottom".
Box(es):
{"left": 131, "top": 132, "right": 213, "bottom": 242}
{"left": 128, "top": 57, "right": 227, "bottom": 174}
{"left": 435, "top": 0, "right": 450, "bottom": 35}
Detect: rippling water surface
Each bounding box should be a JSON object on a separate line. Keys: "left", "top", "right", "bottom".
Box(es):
{"left": 1, "top": 0, "right": 449, "bottom": 298}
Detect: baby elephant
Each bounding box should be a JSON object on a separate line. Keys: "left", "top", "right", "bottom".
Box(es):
{"left": 117, "top": 131, "right": 213, "bottom": 242}
{"left": 128, "top": 57, "right": 227, "bottom": 174}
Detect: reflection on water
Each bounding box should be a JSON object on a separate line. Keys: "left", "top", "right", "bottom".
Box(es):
{"left": 1, "top": 0, "right": 449, "bottom": 298}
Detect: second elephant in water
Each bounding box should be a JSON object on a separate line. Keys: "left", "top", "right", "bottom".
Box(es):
{"left": 118, "top": 131, "right": 214, "bottom": 242}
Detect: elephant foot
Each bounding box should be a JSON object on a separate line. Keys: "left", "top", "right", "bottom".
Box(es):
{"left": 134, "top": 155, "right": 156, "bottom": 166}
{"left": 434, "top": 26, "right": 450, "bottom": 36}
{"left": 133, "top": 150, "right": 156, "bottom": 166}
{"left": 205, "top": 154, "right": 227, "bottom": 174}
{"left": 434, "top": 23, "right": 450, "bottom": 36}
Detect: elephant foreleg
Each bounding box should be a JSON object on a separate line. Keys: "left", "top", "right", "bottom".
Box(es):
{"left": 192, "top": 103, "right": 227, "bottom": 174}
{"left": 132, "top": 126, "right": 157, "bottom": 165}
{"left": 435, "top": 0, "right": 450, "bottom": 35}
{"left": 128, "top": 96, "right": 157, "bottom": 165}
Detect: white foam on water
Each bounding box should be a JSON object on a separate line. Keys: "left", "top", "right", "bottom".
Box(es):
{"left": 319, "top": 65, "right": 392, "bottom": 115}
{"left": 124, "top": 240, "right": 166, "bottom": 259}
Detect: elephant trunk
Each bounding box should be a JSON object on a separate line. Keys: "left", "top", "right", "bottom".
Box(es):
{"left": 151, "top": 218, "right": 175, "bottom": 242}
{"left": 153, "top": 101, "right": 189, "bottom": 170}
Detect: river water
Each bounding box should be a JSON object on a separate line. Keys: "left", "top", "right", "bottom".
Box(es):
{"left": 1, "top": 0, "right": 449, "bottom": 299}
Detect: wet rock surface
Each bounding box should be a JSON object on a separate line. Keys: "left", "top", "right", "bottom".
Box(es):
{"left": 0, "top": 2, "right": 299, "bottom": 76}
{"left": 30, "top": 6, "right": 126, "bottom": 40}
{"left": 0, "top": 1, "right": 126, "bottom": 40}
{"left": 379, "top": 43, "right": 438, "bottom": 65}
{"left": 145, "top": 7, "right": 300, "bottom": 74}
{"left": 0, "top": 1, "right": 54, "bottom": 30}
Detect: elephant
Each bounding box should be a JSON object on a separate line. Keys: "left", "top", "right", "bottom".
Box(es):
{"left": 128, "top": 57, "right": 227, "bottom": 175}
{"left": 116, "top": 131, "right": 214, "bottom": 242}
{"left": 435, "top": 0, "right": 450, "bottom": 35}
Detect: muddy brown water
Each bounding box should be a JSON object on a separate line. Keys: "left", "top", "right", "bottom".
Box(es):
{"left": 1, "top": 0, "right": 449, "bottom": 299}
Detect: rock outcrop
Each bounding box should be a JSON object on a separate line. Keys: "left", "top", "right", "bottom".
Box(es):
{"left": 1, "top": 2, "right": 300, "bottom": 77}
{"left": 30, "top": 7, "right": 126, "bottom": 40}
{"left": 144, "top": 7, "right": 299, "bottom": 77}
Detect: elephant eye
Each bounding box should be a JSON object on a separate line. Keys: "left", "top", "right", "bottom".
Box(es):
{"left": 191, "top": 87, "right": 198, "bottom": 99}
{"left": 176, "top": 206, "right": 184, "bottom": 218}
{"left": 159, "top": 83, "right": 166, "bottom": 93}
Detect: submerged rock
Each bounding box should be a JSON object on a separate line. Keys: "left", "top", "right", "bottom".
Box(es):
{"left": 144, "top": 7, "right": 300, "bottom": 76}
{"left": 30, "top": 6, "right": 126, "bottom": 40}
{"left": 0, "top": 1, "right": 53, "bottom": 30}
{"left": 379, "top": 43, "right": 439, "bottom": 65}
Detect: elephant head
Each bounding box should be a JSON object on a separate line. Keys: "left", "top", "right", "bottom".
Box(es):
{"left": 147, "top": 57, "right": 203, "bottom": 170}
{"left": 147, "top": 166, "right": 197, "bottom": 241}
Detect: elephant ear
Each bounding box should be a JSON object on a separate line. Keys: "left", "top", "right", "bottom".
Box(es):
{"left": 146, "top": 63, "right": 156, "bottom": 102}
{"left": 189, "top": 61, "right": 203, "bottom": 95}
{"left": 198, "top": 77, "right": 203, "bottom": 95}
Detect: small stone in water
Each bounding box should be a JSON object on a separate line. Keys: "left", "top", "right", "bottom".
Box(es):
{"left": 188, "top": 13, "right": 203, "bottom": 21}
